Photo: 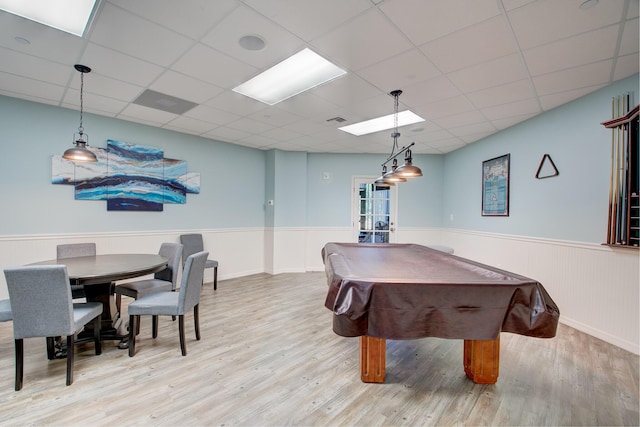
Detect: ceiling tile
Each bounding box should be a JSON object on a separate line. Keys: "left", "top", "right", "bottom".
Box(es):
{"left": 107, "top": 0, "right": 239, "bottom": 39}
{"left": 414, "top": 96, "right": 476, "bottom": 120}
{"left": 62, "top": 88, "right": 128, "bottom": 116}
{"left": 466, "top": 79, "right": 535, "bottom": 108}
{"left": 227, "top": 117, "right": 275, "bottom": 134}
{"left": 433, "top": 110, "right": 488, "bottom": 129}
{"left": 523, "top": 25, "right": 619, "bottom": 76}
{"left": 80, "top": 43, "right": 164, "bottom": 87}
{"left": 402, "top": 75, "right": 463, "bottom": 106}
{"left": 90, "top": 3, "right": 194, "bottom": 67}
{"left": 508, "top": 0, "right": 625, "bottom": 50}
{"left": 150, "top": 70, "right": 223, "bottom": 104}
{"left": 164, "top": 115, "right": 217, "bottom": 134}
{"left": 118, "top": 103, "right": 178, "bottom": 125}
{"left": 379, "top": 0, "right": 500, "bottom": 45}
{"left": 0, "top": 11, "right": 85, "bottom": 64}
{"left": 481, "top": 98, "right": 541, "bottom": 121}
{"left": 619, "top": 18, "right": 639, "bottom": 56}
{"left": 357, "top": 49, "right": 442, "bottom": 93}
{"left": 203, "top": 126, "right": 251, "bottom": 142}
{"left": 0, "top": 47, "right": 71, "bottom": 86}
{"left": 0, "top": 72, "right": 64, "bottom": 103}
{"left": 446, "top": 54, "right": 528, "bottom": 93}
{"left": 184, "top": 103, "right": 241, "bottom": 126}
{"left": 172, "top": 43, "right": 258, "bottom": 89}
{"left": 419, "top": 16, "right": 517, "bottom": 73}
{"left": 533, "top": 60, "right": 613, "bottom": 95}
{"left": 310, "top": 8, "right": 412, "bottom": 70}
{"left": 311, "top": 74, "right": 380, "bottom": 108}
{"left": 243, "top": 0, "right": 373, "bottom": 42}
{"left": 448, "top": 121, "right": 496, "bottom": 137}
{"left": 538, "top": 85, "right": 606, "bottom": 111}
{"left": 613, "top": 53, "right": 640, "bottom": 80}
{"left": 200, "top": 4, "right": 305, "bottom": 69}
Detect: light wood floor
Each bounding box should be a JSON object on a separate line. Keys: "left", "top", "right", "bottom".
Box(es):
{"left": 0, "top": 272, "right": 637, "bottom": 426}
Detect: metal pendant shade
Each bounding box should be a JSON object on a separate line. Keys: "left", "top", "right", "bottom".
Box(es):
{"left": 62, "top": 64, "right": 97, "bottom": 163}
{"left": 394, "top": 149, "right": 423, "bottom": 178}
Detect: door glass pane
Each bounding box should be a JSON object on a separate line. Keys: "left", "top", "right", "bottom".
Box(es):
{"left": 358, "top": 183, "right": 390, "bottom": 243}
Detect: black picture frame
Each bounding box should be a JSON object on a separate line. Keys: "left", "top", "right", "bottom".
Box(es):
{"left": 482, "top": 154, "right": 510, "bottom": 216}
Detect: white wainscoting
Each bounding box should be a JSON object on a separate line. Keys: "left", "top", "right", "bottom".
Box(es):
{"left": 0, "top": 228, "right": 265, "bottom": 299}
{"left": 439, "top": 228, "right": 639, "bottom": 355}
{"left": 1, "top": 227, "right": 637, "bottom": 354}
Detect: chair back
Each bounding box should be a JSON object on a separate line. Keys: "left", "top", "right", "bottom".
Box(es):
{"left": 179, "top": 234, "right": 204, "bottom": 266}
{"left": 57, "top": 243, "right": 96, "bottom": 259}
{"left": 155, "top": 242, "right": 183, "bottom": 290}
{"left": 0, "top": 299, "right": 12, "bottom": 322}
{"left": 178, "top": 251, "right": 208, "bottom": 314}
{"left": 4, "top": 266, "right": 76, "bottom": 339}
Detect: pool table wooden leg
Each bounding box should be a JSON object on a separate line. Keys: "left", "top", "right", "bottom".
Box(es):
{"left": 463, "top": 336, "right": 500, "bottom": 384}
{"left": 360, "top": 335, "right": 386, "bottom": 383}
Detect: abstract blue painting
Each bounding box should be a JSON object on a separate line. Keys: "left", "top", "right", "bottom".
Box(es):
{"left": 52, "top": 139, "right": 201, "bottom": 211}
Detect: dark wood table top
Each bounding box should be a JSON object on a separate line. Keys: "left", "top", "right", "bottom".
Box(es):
{"left": 29, "top": 254, "right": 167, "bottom": 285}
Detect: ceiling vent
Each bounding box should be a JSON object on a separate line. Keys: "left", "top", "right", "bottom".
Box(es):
{"left": 326, "top": 116, "right": 346, "bottom": 123}
{"left": 133, "top": 89, "right": 198, "bottom": 115}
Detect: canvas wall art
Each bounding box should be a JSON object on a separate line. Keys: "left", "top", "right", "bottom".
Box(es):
{"left": 52, "top": 139, "right": 201, "bottom": 211}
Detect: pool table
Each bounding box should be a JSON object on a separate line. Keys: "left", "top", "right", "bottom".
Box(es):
{"left": 322, "top": 242, "right": 560, "bottom": 384}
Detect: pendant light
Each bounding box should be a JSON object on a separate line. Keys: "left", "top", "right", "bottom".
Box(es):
{"left": 375, "top": 90, "right": 422, "bottom": 186}
{"left": 62, "top": 64, "right": 97, "bottom": 162}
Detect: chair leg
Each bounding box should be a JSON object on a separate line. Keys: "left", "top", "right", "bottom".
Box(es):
{"left": 152, "top": 316, "right": 158, "bottom": 338}
{"left": 194, "top": 304, "right": 201, "bottom": 341}
{"left": 46, "top": 337, "right": 55, "bottom": 360}
{"left": 128, "top": 315, "right": 137, "bottom": 357}
{"left": 15, "top": 339, "right": 23, "bottom": 391}
{"left": 178, "top": 315, "right": 186, "bottom": 356}
{"left": 66, "top": 335, "right": 74, "bottom": 386}
{"left": 93, "top": 316, "right": 102, "bottom": 355}
{"left": 115, "top": 292, "right": 122, "bottom": 313}
{"left": 213, "top": 267, "right": 218, "bottom": 291}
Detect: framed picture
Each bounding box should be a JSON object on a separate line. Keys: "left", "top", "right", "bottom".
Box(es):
{"left": 482, "top": 154, "right": 510, "bottom": 216}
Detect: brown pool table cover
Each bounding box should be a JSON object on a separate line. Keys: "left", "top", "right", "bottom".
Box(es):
{"left": 322, "top": 243, "right": 560, "bottom": 340}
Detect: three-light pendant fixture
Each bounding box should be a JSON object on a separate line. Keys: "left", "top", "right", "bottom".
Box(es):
{"left": 374, "top": 89, "right": 423, "bottom": 188}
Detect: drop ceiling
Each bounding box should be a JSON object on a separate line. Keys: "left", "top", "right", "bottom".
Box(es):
{"left": 0, "top": 0, "right": 637, "bottom": 154}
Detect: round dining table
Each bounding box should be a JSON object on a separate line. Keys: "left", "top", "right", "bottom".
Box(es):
{"left": 29, "top": 254, "right": 167, "bottom": 347}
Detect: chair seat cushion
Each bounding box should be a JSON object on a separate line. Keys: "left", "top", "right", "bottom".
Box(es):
{"left": 116, "top": 279, "right": 172, "bottom": 299}
{"left": 206, "top": 259, "right": 218, "bottom": 269}
{"left": 71, "top": 302, "right": 103, "bottom": 332}
{"left": 0, "top": 299, "right": 12, "bottom": 322}
{"left": 128, "top": 291, "right": 181, "bottom": 316}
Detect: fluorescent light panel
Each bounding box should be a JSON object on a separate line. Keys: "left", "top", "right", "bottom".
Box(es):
{"left": 233, "top": 48, "right": 346, "bottom": 105}
{"left": 0, "top": 0, "right": 97, "bottom": 36}
{"left": 339, "top": 110, "right": 425, "bottom": 136}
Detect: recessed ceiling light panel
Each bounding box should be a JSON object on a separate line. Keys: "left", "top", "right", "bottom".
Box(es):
{"left": 233, "top": 48, "right": 346, "bottom": 105}
{"left": 339, "top": 110, "right": 425, "bottom": 136}
{"left": 0, "top": 0, "right": 98, "bottom": 36}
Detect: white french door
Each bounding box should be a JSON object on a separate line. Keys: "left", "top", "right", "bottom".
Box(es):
{"left": 352, "top": 176, "right": 398, "bottom": 243}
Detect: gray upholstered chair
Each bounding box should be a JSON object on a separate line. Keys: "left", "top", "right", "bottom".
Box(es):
{"left": 180, "top": 234, "right": 219, "bottom": 290}
{"left": 4, "top": 265, "right": 103, "bottom": 390}
{"left": 0, "top": 299, "right": 12, "bottom": 322}
{"left": 115, "top": 242, "right": 183, "bottom": 313}
{"left": 127, "top": 251, "right": 208, "bottom": 357}
{"left": 57, "top": 243, "right": 97, "bottom": 299}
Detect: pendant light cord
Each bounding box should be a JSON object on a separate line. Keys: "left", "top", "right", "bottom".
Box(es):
{"left": 78, "top": 71, "right": 84, "bottom": 136}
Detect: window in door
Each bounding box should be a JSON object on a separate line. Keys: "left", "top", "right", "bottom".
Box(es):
{"left": 353, "top": 177, "right": 397, "bottom": 243}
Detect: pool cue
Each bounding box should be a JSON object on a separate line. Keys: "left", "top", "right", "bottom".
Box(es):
{"left": 607, "top": 97, "right": 615, "bottom": 244}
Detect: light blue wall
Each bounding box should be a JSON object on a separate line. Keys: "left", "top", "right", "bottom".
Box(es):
{"left": 442, "top": 74, "right": 639, "bottom": 244}
{"left": 2, "top": 73, "right": 637, "bottom": 241}
{"left": 0, "top": 96, "right": 266, "bottom": 235}
{"left": 305, "top": 153, "right": 444, "bottom": 228}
